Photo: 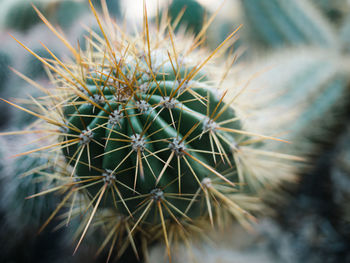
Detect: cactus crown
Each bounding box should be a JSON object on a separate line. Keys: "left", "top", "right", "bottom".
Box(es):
{"left": 2, "top": 2, "right": 299, "bottom": 261}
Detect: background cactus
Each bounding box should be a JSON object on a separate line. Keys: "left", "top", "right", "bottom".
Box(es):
{"left": 239, "top": 0, "right": 337, "bottom": 50}
{"left": 0, "top": 0, "right": 119, "bottom": 33}
{"left": 234, "top": 48, "right": 350, "bottom": 155}
{"left": 311, "top": 0, "right": 350, "bottom": 25}
{"left": 2, "top": 0, "right": 47, "bottom": 32}
{"left": 0, "top": 51, "right": 12, "bottom": 129}
{"left": 168, "top": 0, "right": 205, "bottom": 35}
{"left": 52, "top": 0, "right": 89, "bottom": 29}
{"left": 0, "top": 136, "right": 70, "bottom": 263}
{"left": 0, "top": 50, "right": 11, "bottom": 91}
{"left": 330, "top": 125, "right": 350, "bottom": 225}
{"left": 24, "top": 48, "right": 58, "bottom": 79}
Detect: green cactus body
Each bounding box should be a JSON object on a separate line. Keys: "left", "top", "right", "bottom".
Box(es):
{"left": 240, "top": 0, "right": 336, "bottom": 49}
{"left": 63, "top": 52, "right": 240, "bottom": 219}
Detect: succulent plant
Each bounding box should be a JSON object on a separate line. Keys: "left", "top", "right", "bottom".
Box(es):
{"left": 1, "top": 0, "right": 97, "bottom": 32}
{"left": 330, "top": 125, "right": 350, "bottom": 224}
{"left": 240, "top": 0, "right": 337, "bottom": 50}
{"left": 2, "top": 0, "right": 46, "bottom": 32}
{"left": 234, "top": 48, "right": 350, "bottom": 155}
{"left": 0, "top": 51, "right": 12, "bottom": 129}
{"left": 168, "top": 0, "right": 205, "bottom": 35}
{"left": 92, "top": 0, "right": 120, "bottom": 17}
{"left": 53, "top": 0, "right": 89, "bottom": 29}
{"left": 0, "top": 135, "right": 72, "bottom": 263}
{"left": 1, "top": 2, "right": 298, "bottom": 262}
{"left": 0, "top": 50, "right": 11, "bottom": 91}
{"left": 312, "top": 0, "right": 350, "bottom": 25}
{"left": 3, "top": 153, "right": 58, "bottom": 228}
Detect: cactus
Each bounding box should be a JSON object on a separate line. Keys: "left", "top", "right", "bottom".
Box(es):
{"left": 3, "top": 0, "right": 47, "bottom": 32}
{"left": 235, "top": 48, "right": 350, "bottom": 155}
{"left": 93, "top": 0, "right": 120, "bottom": 17}
{"left": 25, "top": 48, "right": 59, "bottom": 79}
{"left": 0, "top": 51, "right": 11, "bottom": 91}
{"left": 340, "top": 12, "right": 350, "bottom": 53}
{"left": 240, "top": 0, "right": 337, "bottom": 49}
{"left": 0, "top": 135, "right": 61, "bottom": 230}
{"left": 1, "top": 2, "right": 299, "bottom": 261}
{"left": 0, "top": 51, "right": 12, "bottom": 129}
{"left": 168, "top": 0, "right": 205, "bottom": 35}
{"left": 311, "top": 0, "right": 350, "bottom": 25}
{"left": 1, "top": 0, "right": 92, "bottom": 32}
{"left": 330, "top": 125, "right": 350, "bottom": 224}
{"left": 2, "top": 154, "right": 58, "bottom": 228}
{"left": 53, "top": 0, "right": 89, "bottom": 29}
{"left": 0, "top": 136, "right": 72, "bottom": 262}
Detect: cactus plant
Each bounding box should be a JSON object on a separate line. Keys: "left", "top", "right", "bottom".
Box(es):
{"left": 53, "top": 0, "right": 89, "bottom": 29}
{"left": 311, "top": 0, "right": 350, "bottom": 25}
{"left": 235, "top": 48, "right": 350, "bottom": 155}
{"left": 330, "top": 125, "right": 350, "bottom": 224}
{"left": 340, "top": 12, "right": 350, "bottom": 53}
{"left": 240, "top": 0, "right": 337, "bottom": 50}
{"left": 1, "top": 2, "right": 299, "bottom": 261}
{"left": 168, "top": 0, "right": 205, "bottom": 35}
{"left": 0, "top": 136, "right": 72, "bottom": 263}
{"left": 1, "top": 0, "right": 93, "bottom": 32}
{"left": 0, "top": 51, "right": 11, "bottom": 91}
{"left": 24, "top": 48, "right": 55, "bottom": 79}
{"left": 0, "top": 51, "right": 12, "bottom": 129}
{"left": 2, "top": 0, "right": 47, "bottom": 32}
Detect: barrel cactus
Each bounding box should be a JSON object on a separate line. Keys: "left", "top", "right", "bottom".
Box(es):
{"left": 2, "top": 2, "right": 298, "bottom": 261}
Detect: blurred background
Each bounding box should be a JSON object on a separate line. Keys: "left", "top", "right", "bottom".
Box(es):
{"left": 0, "top": 0, "right": 350, "bottom": 262}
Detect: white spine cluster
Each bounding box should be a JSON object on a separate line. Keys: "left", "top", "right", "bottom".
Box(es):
{"left": 150, "top": 188, "right": 164, "bottom": 201}
{"left": 139, "top": 83, "right": 149, "bottom": 93}
{"left": 202, "top": 117, "right": 218, "bottom": 133}
{"left": 130, "top": 133, "right": 146, "bottom": 152}
{"left": 201, "top": 177, "right": 212, "bottom": 189}
{"left": 79, "top": 129, "right": 94, "bottom": 145}
{"left": 108, "top": 110, "right": 123, "bottom": 126}
{"left": 89, "top": 94, "right": 105, "bottom": 105}
{"left": 135, "top": 100, "right": 150, "bottom": 113}
{"left": 102, "top": 169, "right": 116, "bottom": 185}
{"left": 168, "top": 138, "right": 186, "bottom": 157}
{"left": 160, "top": 96, "right": 176, "bottom": 109}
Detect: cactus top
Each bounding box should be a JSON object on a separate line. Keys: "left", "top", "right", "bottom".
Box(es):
{"left": 62, "top": 46, "right": 242, "bottom": 219}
